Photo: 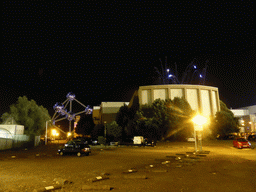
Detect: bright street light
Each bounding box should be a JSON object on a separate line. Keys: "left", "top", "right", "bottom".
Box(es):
{"left": 52, "top": 129, "right": 59, "bottom": 141}
{"left": 192, "top": 114, "right": 208, "bottom": 152}
{"left": 192, "top": 115, "right": 207, "bottom": 126}
{"left": 52, "top": 129, "right": 57, "bottom": 136}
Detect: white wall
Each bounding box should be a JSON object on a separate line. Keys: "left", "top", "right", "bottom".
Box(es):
{"left": 231, "top": 109, "right": 249, "bottom": 117}
{"left": 0, "top": 125, "right": 24, "bottom": 135}
{"left": 139, "top": 85, "right": 220, "bottom": 117}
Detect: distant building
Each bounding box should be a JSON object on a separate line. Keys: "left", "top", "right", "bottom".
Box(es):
{"left": 93, "top": 84, "right": 221, "bottom": 127}
{"left": 137, "top": 84, "right": 220, "bottom": 117}
{"left": 92, "top": 106, "right": 101, "bottom": 125}
{"left": 0, "top": 115, "right": 26, "bottom": 150}
{"left": 93, "top": 102, "right": 129, "bottom": 125}
{"left": 0, "top": 116, "right": 24, "bottom": 138}
{"left": 231, "top": 105, "right": 256, "bottom": 133}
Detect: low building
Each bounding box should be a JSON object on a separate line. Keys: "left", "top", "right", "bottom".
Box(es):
{"left": 92, "top": 106, "right": 101, "bottom": 125}
{"left": 93, "top": 102, "right": 129, "bottom": 125}
{"left": 0, "top": 116, "right": 24, "bottom": 138}
{"left": 0, "top": 124, "right": 24, "bottom": 137}
{"left": 0, "top": 116, "right": 27, "bottom": 150}
{"left": 231, "top": 105, "right": 256, "bottom": 134}
{"left": 138, "top": 84, "right": 220, "bottom": 117}
{"left": 93, "top": 84, "right": 221, "bottom": 128}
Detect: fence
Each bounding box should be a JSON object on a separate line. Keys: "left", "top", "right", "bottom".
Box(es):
{"left": 0, "top": 135, "right": 40, "bottom": 150}
{"left": 12, "top": 135, "right": 30, "bottom": 148}
{"left": 0, "top": 138, "right": 13, "bottom": 150}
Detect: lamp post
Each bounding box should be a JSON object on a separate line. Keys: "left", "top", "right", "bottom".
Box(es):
{"left": 45, "top": 120, "right": 51, "bottom": 145}
{"left": 192, "top": 115, "right": 207, "bottom": 152}
{"left": 104, "top": 121, "right": 107, "bottom": 147}
{"left": 51, "top": 129, "right": 59, "bottom": 143}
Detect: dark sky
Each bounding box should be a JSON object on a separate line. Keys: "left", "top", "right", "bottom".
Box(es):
{"left": 2, "top": 0, "right": 255, "bottom": 117}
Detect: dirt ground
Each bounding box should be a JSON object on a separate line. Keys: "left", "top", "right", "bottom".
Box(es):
{"left": 0, "top": 140, "right": 255, "bottom": 192}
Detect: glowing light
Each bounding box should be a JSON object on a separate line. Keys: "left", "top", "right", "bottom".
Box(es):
{"left": 85, "top": 106, "right": 93, "bottom": 114}
{"left": 192, "top": 115, "right": 208, "bottom": 126}
{"left": 167, "top": 69, "right": 170, "bottom": 73}
{"left": 193, "top": 65, "right": 197, "bottom": 69}
{"left": 66, "top": 112, "right": 75, "bottom": 121}
{"left": 52, "top": 129, "right": 57, "bottom": 136}
{"left": 60, "top": 109, "right": 67, "bottom": 116}
{"left": 53, "top": 103, "right": 64, "bottom": 112}
{"left": 66, "top": 92, "right": 75, "bottom": 101}
{"left": 199, "top": 74, "right": 203, "bottom": 78}
{"left": 168, "top": 74, "right": 173, "bottom": 78}
{"left": 67, "top": 132, "right": 71, "bottom": 137}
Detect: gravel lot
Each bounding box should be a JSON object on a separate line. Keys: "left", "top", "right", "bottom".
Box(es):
{"left": 0, "top": 140, "right": 255, "bottom": 192}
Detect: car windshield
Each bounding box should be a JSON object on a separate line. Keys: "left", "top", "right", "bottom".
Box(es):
{"left": 237, "top": 138, "right": 247, "bottom": 142}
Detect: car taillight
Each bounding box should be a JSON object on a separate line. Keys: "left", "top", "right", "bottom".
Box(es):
{"left": 237, "top": 142, "right": 241, "bottom": 145}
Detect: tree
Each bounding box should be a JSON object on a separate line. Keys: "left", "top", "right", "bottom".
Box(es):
{"left": 75, "top": 115, "right": 94, "bottom": 136}
{"left": 1, "top": 96, "right": 50, "bottom": 136}
{"left": 116, "top": 104, "right": 130, "bottom": 129}
{"left": 166, "top": 97, "right": 195, "bottom": 141}
{"left": 106, "top": 121, "right": 122, "bottom": 142}
{"left": 210, "top": 100, "right": 239, "bottom": 138}
{"left": 91, "top": 124, "right": 104, "bottom": 139}
{"left": 115, "top": 104, "right": 135, "bottom": 140}
{"left": 132, "top": 110, "right": 160, "bottom": 140}
{"left": 135, "top": 97, "right": 195, "bottom": 141}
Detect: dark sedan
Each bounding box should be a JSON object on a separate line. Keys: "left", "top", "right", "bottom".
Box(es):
{"left": 57, "top": 140, "right": 91, "bottom": 157}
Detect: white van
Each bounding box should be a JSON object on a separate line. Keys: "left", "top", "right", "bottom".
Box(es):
{"left": 133, "top": 136, "right": 144, "bottom": 145}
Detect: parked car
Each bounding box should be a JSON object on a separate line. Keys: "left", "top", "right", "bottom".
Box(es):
{"left": 57, "top": 140, "right": 91, "bottom": 157}
{"left": 233, "top": 138, "right": 251, "bottom": 149}
{"left": 248, "top": 134, "right": 256, "bottom": 141}
{"left": 91, "top": 139, "right": 99, "bottom": 145}
{"left": 72, "top": 137, "right": 91, "bottom": 144}
{"left": 144, "top": 138, "right": 156, "bottom": 146}
{"left": 187, "top": 137, "right": 195, "bottom": 142}
{"left": 217, "top": 134, "right": 236, "bottom": 140}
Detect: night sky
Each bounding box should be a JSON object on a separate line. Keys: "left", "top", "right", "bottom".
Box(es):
{"left": 2, "top": 0, "right": 255, "bottom": 117}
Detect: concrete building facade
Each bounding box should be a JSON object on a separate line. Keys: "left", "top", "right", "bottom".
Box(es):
{"left": 138, "top": 84, "right": 220, "bottom": 117}
{"left": 231, "top": 105, "right": 256, "bottom": 134}
{"left": 93, "top": 85, "right": 221, "bottom": 126}
{"left": 93, "top": 102, "right": 129, "bottom": 125}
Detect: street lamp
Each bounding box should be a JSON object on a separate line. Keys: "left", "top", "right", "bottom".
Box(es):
{"left": 104, "top": 121, "right": 107, "bottom": 147}
{"left": 192, "top": 115, "right": 208, "bottom": 152}
{"left": 45, "top": 120, "right": 51, "bottom": 145}
{"left": 52, "top": 129, "right": 58, "bottom": 141}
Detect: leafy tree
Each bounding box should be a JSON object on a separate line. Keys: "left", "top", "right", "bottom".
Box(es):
{"left": 106, "top": 121, "right": 122, "bottom": 141}
{"left": 166, "top": 97, "right": 195, "bottom": 141}
{"left": 148, "top": 99, "right": 170, "bottom": 138}
{"left": 132, "top": 111, "right": 160, "bottom": 140}
{"left": 75, "top": 115, "right": 94, "bottom": 136}
{"left": 116, "top": 104, "right": 130, "bottom": 129}
{"left": 91, "top": 124, "right": 104, "bottom": 139}
{"left": 115, "top": 103, "right": 138, "bottom": 140}
{"left": 1, "top": 96, "right": 50, "bottom": 136}
{"left": 135, "top": 97, "right": 195, "bottom": 141}
{"left": 210, "top": 100, "right": 239, "bottom": 138}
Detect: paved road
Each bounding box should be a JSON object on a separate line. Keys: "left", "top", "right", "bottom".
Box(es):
{"left": 0, "top": 140, "right": 255, "bottom": 191}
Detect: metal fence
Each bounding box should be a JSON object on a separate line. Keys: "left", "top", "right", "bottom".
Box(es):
{"left": 12, "top": 135, "right": 30, "bottom": 148}
{"left": 0, "top": 135, "right": 40, "bottom": 150}
{"left": 0, "top": 138, "right": 13, "bottom": 150}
